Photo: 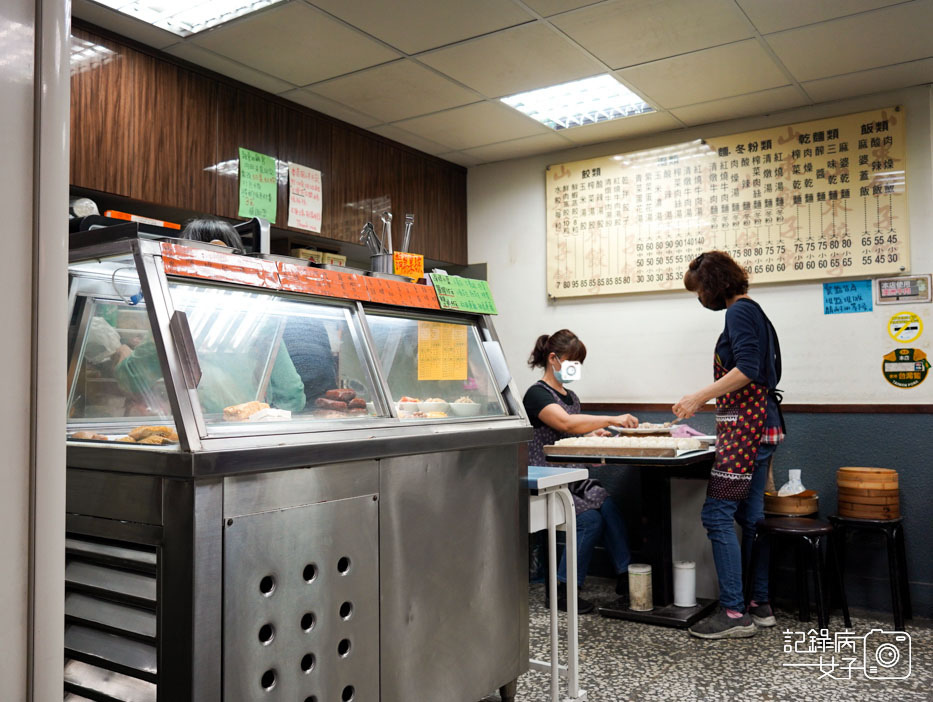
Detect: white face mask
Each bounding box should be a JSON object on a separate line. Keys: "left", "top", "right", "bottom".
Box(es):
{"left": 553, "top": 356, "right": 582, "bottom": 384}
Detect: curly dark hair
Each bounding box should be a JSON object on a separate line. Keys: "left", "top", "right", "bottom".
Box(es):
{"left": 683, "top": 251, "right": 748, "bottom": 310}
{"left": 528, "top": 329, "right": 587, "bottom": 368}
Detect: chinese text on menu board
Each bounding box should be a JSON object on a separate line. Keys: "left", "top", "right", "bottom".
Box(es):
{"left": 432, "top": 275, "right": 498, "bottom": 315}
{"left": 546, "top": 107, "right": 909, "bottom": 298}
{"left": 238, "top": 147, "right": 278, "bottom": 222}
{"left": 417, "top": 321, "right": 468, "bottom": 381}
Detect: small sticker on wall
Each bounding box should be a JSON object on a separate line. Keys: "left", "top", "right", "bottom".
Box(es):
{"left": 882, "top": 348, "right": 930, "bottom": 389}
{"left": 887, "top": 311, "right": 923, "bottom": 343}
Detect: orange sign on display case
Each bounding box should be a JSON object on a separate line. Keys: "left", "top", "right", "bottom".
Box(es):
{"left": 393, "top": 251, "right": 424, "bottom": 281}
{"left": 365, "top": 276, "right": 440, "bottom": 309}
{"left": 159, "top": 242, "right": 279, "bottom": 288}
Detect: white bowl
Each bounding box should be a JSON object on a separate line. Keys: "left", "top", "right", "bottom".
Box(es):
{"left": 398, "top": 401, "right": 420, "bottom": 413}
{"left": 449, "top": 402, "right": 482, "bottom": 417}
{"left": 419, "top": 401, "right": 450, "bottom": 413}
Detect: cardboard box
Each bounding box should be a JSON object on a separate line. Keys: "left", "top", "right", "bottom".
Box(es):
{"left": 290, "top": 248, "right": 323, "bottom": 263}
{"left": 322, "top": 253, "right": 347, "bottom": 266}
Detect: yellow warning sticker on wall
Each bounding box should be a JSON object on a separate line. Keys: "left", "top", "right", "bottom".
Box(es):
{"left": 887, "top": 311, "right": 923, "bottom": 343}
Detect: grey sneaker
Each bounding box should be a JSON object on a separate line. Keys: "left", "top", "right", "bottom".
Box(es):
{"left": 749, "top": 602, "right": 777, "bottom": 627}
{"left": 688, "top": 608, "right": 757, "bottom": 639}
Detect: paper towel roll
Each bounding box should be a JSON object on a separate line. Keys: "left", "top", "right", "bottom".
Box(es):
{"left": 628, "top": 563, "right": 653, "bottom": 611}
{"left": 673, "top": 560, "right": 696, "bottom": 607}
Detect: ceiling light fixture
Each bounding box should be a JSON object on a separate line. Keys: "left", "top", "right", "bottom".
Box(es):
{"left": 90, "top": 0, "right": 286, "bottom": 37}
{"left": 500, "top": 74, "right": 653, "bottom": 131}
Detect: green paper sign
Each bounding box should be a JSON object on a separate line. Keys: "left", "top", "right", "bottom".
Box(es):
{"left": 238, "top": 147, "right": 277, "bottom": 221}
{"left": 431, "top": 274, "right": 497, "bottom": 315}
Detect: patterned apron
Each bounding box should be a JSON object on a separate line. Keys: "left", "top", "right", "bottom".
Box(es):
{"left": 527, "top": 381, "right": 609, "bottom": 515}
{"left": 708, "top": 356, "right": 767, "bottom": 501}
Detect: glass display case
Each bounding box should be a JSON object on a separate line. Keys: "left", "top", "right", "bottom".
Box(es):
{"left": 66, "top": 238, "right": 522, "bottom": 451}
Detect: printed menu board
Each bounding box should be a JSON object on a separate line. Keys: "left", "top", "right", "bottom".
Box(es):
{"left": 417, "top": 321, "right": 468, "bottom": 381}
{"left": 546, "top": 107, "right": 909, "bottom": 298}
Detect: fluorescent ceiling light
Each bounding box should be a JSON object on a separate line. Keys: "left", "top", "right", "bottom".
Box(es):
{"left": 91, "top": 0, "right": 286, "bottom": 37}
{"left": 500, "top": 74, "right": 653, "bottom": 131}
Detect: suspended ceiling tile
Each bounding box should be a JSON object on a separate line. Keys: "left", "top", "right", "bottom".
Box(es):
{"left": 163, "top": 44, "right": 296, "bottom": 95}
{"left": 619, "top": 40, "right": 789, "bottom": 108}
{"left": 801, "top": 58, "right": 933, "bottom": 103}
{"left": 308, "top": 0, "right": 534, "bottom": 54}
{"left": 368, "top": 125, "right": 453, "bottom": 155}
{"left": 279, "top": 88, "right": 383, "bottom": 129}
{"left": 190, "top": 2, "right": 399, "bottom": 86}
{"left": 765, "top": 2, "right": 933, "bottom": 82}
{"left": 418, "top": 23, "right": 603, "bottom": 98}
{"left": 736, "top": 0, "right": 906, "bottom": 35}
{"left": 73, "top": 0, "right": 180, "bottom": 49}
{"left": 438, "top": 151, "right": 486, "bottom": 167}
{"left": 392, "top": 101, "right": 550, "bottom": 151}
{"left": 510, "top": 0, "right": 603, "bottom": 19}
{"left": 307, "top": 60, "right": 478, "bottom": 123}
{"left": 669, "top": 86, "right": 808, "bottom": 126}
{"left": 551, "top": 0, "right": 754, "bottom": 69}
{"left": 558, "top": 111, "right": 683, "bottom": 145}
{"left": 462, "top": 133, "right": 573, "bottom": 163}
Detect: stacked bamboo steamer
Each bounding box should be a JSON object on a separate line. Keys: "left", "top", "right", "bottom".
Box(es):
{"left": 837, "top": 467, "right": 899, "bottom": 519}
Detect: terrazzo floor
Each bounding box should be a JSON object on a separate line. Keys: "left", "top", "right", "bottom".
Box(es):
{"left": 482, "top": 579, "right": 932, "bottom": 702}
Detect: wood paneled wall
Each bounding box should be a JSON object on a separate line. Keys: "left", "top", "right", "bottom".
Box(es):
{"left": 70, "top": 24, "right": 468, "bottom": 264}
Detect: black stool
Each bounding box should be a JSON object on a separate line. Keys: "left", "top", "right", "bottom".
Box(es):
{"left": 829, "top": 515, "right": 911, "bottom": 631}
{"left": 745, "top": 517, "right": 851, "bottom": 630}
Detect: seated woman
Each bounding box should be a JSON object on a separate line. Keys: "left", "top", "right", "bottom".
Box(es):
{"left": 113, "top": 218, "right": 305, "bottom": 414}
{"left": 523, "top": 329, "right": 639, "bottom": 613}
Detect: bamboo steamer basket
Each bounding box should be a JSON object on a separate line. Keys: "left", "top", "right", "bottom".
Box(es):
{"left": 764, "top": 489, "right": 819, "bottom": 516}
{"left": 837, "top": 467, "right": 899, "bottom": 519}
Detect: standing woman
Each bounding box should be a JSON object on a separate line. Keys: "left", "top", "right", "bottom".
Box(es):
{"left": 673, "top": 251, "right": 785, "bottom": 639}
{"left": 524, "top": 330, "right": 638, "bottom": 613}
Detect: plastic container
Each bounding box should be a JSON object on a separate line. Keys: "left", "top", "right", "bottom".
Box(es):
{"left": 628, "top": 563, "right": 653, "bottom": 611}
{"left": 673, "top": 561, "right": 696, "bottom": 607}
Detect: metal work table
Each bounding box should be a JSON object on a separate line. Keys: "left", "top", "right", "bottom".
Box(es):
{"left": 545, "top": 448, "right": 718, "bottom": 628}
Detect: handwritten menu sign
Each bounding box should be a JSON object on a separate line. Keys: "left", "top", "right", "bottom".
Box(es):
{"left": 417, "top": 321, "right": 468, "bottom": 381}
{"left": 431, "top": 275, "right": 498, "bottom": 315}
{"left": 823, "top": 280, "right": 872, "bottom": 315}
{"left": 546, "top": 107, "right": 909, "bottom": 298}
{"left": 238, "top": 147, "right": 277, "bottom": 222}
{"left": 393, "top": 251, "right": 424, "bottom": 281}
{"left": 287, "top": 162, "right": 323, "bottom": 233}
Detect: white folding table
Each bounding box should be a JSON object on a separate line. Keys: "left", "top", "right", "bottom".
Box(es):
{"left": 526, "top": 465, "right": 589, "bottom": 702}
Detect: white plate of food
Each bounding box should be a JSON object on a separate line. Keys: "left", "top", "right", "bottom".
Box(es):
{"left": 419, "top": 398, "right": 450, "bottom": 413}
{"left": 449, "top": 396, "right": 481, "bottom": 417}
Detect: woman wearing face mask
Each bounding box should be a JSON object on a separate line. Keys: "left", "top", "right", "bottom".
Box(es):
{"left": 673, "top": 251, "right": 785, "bottom": 640}
{"left": 523, "top": 329, "right": 639, "bottom": 613}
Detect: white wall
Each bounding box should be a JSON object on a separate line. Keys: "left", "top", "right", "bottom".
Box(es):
{"left": 469, "top": 87, "right": 933, "bottom": 407}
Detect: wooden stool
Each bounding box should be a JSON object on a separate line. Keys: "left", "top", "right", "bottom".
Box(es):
{"left": 828, "top": 515, "right": 911, "bottom": 631}
{"left": 745, "top": 517, "right": 851, "bottom": 630}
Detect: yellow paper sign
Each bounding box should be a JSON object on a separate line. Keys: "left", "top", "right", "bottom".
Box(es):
{"left": 394, "top": 251, "right": 424, "bottom": 281}
{"left": 417, "top": 321, "right": 468, "bottom": 381}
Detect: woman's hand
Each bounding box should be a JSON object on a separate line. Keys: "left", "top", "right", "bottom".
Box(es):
{"left": 673, "top": 393, "right": 705, "bottom": 419}
{"left": 613, "top": 414, "right": 638, "bottom": 428}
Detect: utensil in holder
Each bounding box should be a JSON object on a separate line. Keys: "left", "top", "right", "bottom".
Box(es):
{"left": 370, "top": 253, "right": 394, "bottom": 274}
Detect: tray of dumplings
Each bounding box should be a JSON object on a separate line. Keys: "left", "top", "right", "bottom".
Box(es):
{"left": 544, "top": 435, "right": 709, "bottom": 458}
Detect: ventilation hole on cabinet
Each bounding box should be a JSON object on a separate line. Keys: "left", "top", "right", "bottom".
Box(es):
{"left": 260, "top": 669, "right": 276, "bottom": 691}
{"left": 301, "top": 612, "right": 316, "bottom": 632}
{"left": 259, "top": 575, "right": 276, "bottom": 596}
{"left": 338, "top": 638, "right": 351, "bottom": 657}
{"left": 258, "top": 623, "right": 275, "bottom": 645}
{"left": 339, "top": 601, "right": 353, "bottom": 620}
{"left": 300, "top": 653, "right": 316, "bottom": 673}
{"left": 303, "top": 563, "right": 318, "bottom": 582}
{"left": 342, "top": 685, "right": 355, "bottom": 701}
{"left": 337, "top": 556, "right": 351, "bottom": 575}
